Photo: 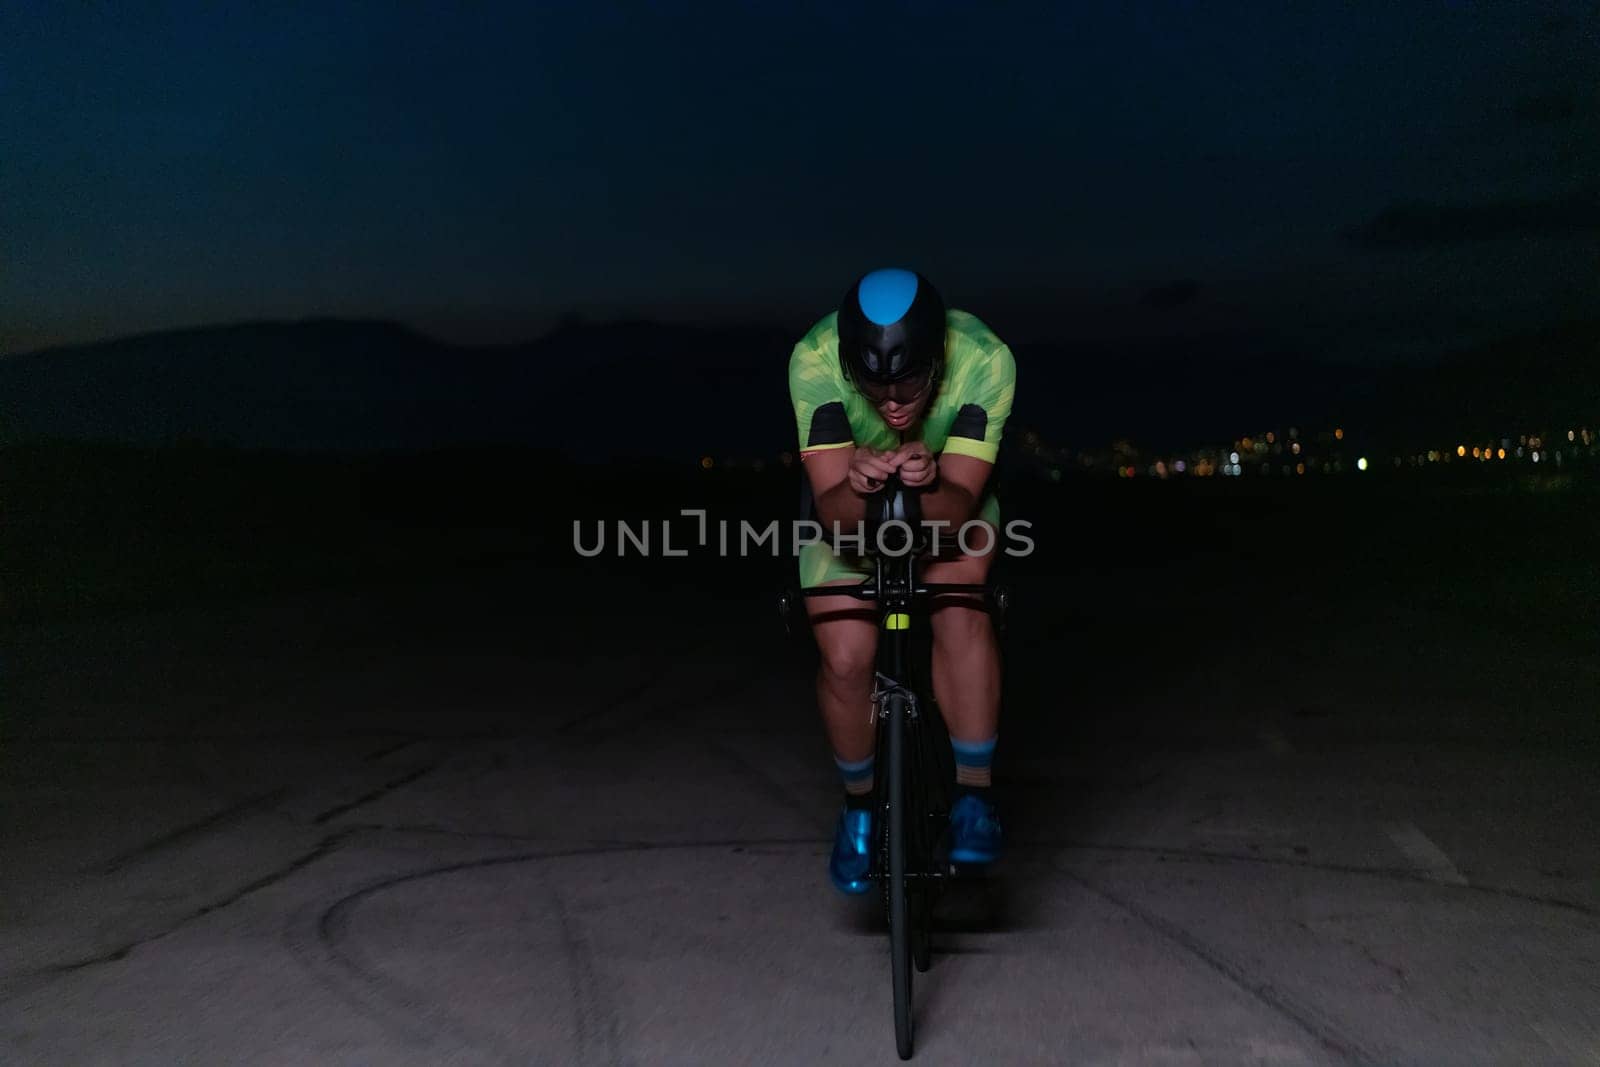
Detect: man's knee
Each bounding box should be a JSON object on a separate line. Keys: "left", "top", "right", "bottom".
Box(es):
{"left": 925, "top": 549, "right": 995, "bottom": 637}
{"left": 817, "top": 628, "right": 877, "bottom": 684}
{"left": 930, "top": 598, "right": 992, "bottom": 644}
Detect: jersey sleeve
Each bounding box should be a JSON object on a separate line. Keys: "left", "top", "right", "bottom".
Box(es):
{"left": 942, "top": 342, "right": 1016, "bottom": 464}
{"left": 788, "top": 340, "right": 853, "bottom": 453}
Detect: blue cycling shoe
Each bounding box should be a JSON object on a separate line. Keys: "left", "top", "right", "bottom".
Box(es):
{"left": 948, "top": 793, "right": 1003, "bottom": 865}
{"left": 829, "top": 806, "right": 874, "bottom": 895}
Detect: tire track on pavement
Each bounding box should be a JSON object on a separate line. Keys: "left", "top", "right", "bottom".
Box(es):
{"left": 1055, "top": 862, "right": 1380, "bottom": 1064}
{"left": 98, "top": 786, "right": 290, "bottom": 874}
{"left": 1014, "top": 838, "right": 1599, "bottom": 918}
{"left": 311, "top": 764, "right": 440, "bottom": 825}
{"left": 0, "top": 831, "right": 355, "bottom": 1006}
{"left": 307, "top": 838, "right": 821, "bottom": 1064}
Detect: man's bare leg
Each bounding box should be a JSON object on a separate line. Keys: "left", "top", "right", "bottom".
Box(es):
{"left": 923, "top": 547, "right": 1004, "bottom": 862}
{"left": 806, "top": 585, "right": 879, "bottom": 779}
{"left": 923, "top": 550, "right": 1001, "bottom": 751}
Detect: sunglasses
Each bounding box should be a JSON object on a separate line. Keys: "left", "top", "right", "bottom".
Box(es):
{"left": 856, "top": 371, "right": 934, "bottom": 406}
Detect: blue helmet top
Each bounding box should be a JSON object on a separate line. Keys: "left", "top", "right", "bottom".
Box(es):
{"left": 857, "top": 268, "right": 921, "bottom": 326}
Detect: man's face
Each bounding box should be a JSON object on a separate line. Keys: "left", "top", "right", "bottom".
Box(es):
{"left": 858, "top": 371, "right": 935, "bottom": 431}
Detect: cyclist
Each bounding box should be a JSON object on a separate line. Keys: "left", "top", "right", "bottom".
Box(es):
{"left": 789, "top": 267, "right": 1015, "bottom": 894}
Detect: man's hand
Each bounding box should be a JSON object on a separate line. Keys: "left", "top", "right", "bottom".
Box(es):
{"left": 848, "top": 447, "right": 901, "bottom": 495}
{"left": 891, "top": 442, "right": 938, "bottom": 489}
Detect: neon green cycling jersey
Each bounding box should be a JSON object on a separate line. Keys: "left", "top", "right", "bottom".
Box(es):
{"left": 789, "top": 309, "right": 1016, "bottom": 463}
{"left": 788, "top": 309, "right": 1016, "bottom": 588}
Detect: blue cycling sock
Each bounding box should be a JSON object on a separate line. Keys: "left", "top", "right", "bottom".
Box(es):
{"left": 836, "top": 752, "right": 875, "bottom": 800}
{"left": 951, "top": 735, "right": 997, "bottom": 793}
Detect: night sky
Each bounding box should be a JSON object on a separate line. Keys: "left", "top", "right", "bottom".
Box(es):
{"left": 4, "top": 2, "right": 1595, "bottom": 360}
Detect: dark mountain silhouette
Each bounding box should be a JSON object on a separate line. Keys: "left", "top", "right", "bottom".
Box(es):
{"left": 1008, "top": 332, "right": 1351, "bottom": 450}
{"left": 3, "top": 317, "right": 1594, "bottom": 457}
{"left": 1357, "top": 320, "right": 1600, "bottom": 448}
{"left": 0, "top": 318, "right": 795, "bottom": 460}
{"left": 1010, "top": 321, "right": 1598, "bottom": 451}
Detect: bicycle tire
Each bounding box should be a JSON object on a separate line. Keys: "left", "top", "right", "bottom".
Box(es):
{"left": 888, "top": 690, "right": 914, "bottom": 1059}
{"left": 906, "top": 703, "right": 936, "bottom": 975}
{"left": 908, "top": 614, "right": 954, "bottom": 859}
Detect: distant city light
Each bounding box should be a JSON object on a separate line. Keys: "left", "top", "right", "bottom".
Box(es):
{"left": 1026, "top": 411, "right": 1594, "bottom": 487}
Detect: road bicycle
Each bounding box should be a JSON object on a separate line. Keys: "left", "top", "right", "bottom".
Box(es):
{"left": 782, "top": 478, "right": 1008, "bottom": 1059}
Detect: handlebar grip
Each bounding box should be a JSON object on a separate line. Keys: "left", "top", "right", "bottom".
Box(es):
{"left": 867, "top": 475, "right": 926, "bottom": 554}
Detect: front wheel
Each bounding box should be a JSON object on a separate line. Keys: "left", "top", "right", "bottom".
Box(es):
{"left": 887, "top": 691, "right": 914, "bottom": 1059}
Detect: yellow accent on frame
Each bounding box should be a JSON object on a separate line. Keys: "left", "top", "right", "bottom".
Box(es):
{"left": 885, "top": 613, "right": 910, "bottom": 631}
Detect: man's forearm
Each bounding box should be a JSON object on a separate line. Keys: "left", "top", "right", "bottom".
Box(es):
{"left": 815, "top": 478, "right": 870, "bottom": 529}
{"left": 917, "top": 478, "right": 979, "bottom": 527}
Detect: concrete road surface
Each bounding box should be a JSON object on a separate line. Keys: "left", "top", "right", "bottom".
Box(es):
{"left": 3, "top": 562, "right": 1598, "bottom": 1064}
